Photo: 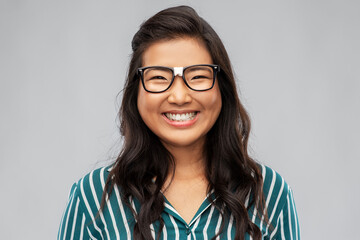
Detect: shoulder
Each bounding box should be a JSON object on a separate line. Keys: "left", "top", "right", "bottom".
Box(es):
{"left": 74, "top": 165, "right": 113, "bottom": 203}
{"left": 68, "top": 165, "right": 113, "bottom": 216}
{"left": 58, "top": 165, "right": 113, "bottom": 239}
{"left": 257, "top": 164, "right": 292, "bottom": 221}
{"left": 260, "top": 164, "right": 298, "bottom": 234}
{"left": 258, "top": 164, "right": 291, "bottom": 201}
{"left": 257, "top": 164, "right": 300, "bottom": 238}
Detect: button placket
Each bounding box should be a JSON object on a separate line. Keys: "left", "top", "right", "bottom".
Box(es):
{"left": 185, "top": 226, "right": 191, "bottom": 235}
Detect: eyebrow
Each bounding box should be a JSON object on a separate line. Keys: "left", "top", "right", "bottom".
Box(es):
{"left": 144, "top": 66, "right": 170, "bottom": 72}
{"left": 186, "top": 66, "right": 212, "bottom": 74}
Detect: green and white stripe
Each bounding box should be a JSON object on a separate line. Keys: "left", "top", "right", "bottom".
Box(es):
{"left": 58, "top": 164, "right": 300, "bottom": 239}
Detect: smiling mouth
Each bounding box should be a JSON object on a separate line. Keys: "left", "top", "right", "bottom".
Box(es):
{"left": 164, "top": 112, "right": 198, "bottom": 122}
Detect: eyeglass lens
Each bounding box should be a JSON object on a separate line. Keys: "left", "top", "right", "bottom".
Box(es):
{"left": 142, "top": 65, "right": 214, "bottom": 92}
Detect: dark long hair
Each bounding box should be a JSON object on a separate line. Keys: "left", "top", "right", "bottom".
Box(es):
{"left": 101, "top": 6, "right": 267, "bottom": 240}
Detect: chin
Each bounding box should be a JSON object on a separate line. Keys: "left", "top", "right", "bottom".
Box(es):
{"left": 160, "top": 135, "right": 206, "bottom": 149}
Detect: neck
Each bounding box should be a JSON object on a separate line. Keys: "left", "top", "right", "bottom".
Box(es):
{"left": 162, "top": 141, "right": 207, "bottom": 181}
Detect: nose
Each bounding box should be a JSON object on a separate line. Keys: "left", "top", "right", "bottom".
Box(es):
{"left": 167, "top": 76, "right": 192, "bottom": 105}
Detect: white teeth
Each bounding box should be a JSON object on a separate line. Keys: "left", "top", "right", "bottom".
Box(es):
{"left": 165, "top": 112, "right": 197, "bottom": 121}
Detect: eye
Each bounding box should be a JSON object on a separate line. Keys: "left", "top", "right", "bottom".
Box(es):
{"left": 150, "top": 75, "right": 167, "bottom": 80}
{"left": 143, "top": 68, "right": 172, "bottom": 82}
{"left": 192, "top": 75, "right": 210, "bottom": 79}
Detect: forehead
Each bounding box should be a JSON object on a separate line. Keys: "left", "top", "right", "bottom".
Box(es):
{"left": 142, "top": 37, "right": 213, "bottom": 67}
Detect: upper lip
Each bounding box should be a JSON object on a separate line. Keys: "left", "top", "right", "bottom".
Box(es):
{"left": 162, "top": 110, "right": 199, "bottom": 114}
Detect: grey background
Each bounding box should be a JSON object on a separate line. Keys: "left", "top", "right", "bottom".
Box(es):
{"left": 1, "top": 0, "right": 359, "bottom": 239}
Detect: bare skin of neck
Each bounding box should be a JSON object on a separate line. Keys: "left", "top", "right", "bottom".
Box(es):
{"left": 161, "top": 141, "right": 209, "bottom": 224}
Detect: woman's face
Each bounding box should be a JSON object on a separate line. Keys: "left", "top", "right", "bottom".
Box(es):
{"left": 137, "top": 37, "right": 222, "bottom": 149}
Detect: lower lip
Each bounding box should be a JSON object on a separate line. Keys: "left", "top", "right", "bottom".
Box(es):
{"left": 162, "top": 113, "right": 199, "bottom": 127}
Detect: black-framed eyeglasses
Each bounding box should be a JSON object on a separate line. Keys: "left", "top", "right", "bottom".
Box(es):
{"left": 137, "top": 64, "right": 220, "bottom": 93}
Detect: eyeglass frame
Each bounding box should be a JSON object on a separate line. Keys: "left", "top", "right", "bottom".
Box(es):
{"left": 137, "top": 64, "right": 220, "bottom": 93}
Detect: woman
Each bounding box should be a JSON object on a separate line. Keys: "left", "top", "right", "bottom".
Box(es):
{"left": 58, "top": 6, "right": 299, "bottom": 240}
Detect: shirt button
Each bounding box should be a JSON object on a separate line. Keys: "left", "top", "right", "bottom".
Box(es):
{"left": 186, "top": 228, "right": 191, "bottom": 235}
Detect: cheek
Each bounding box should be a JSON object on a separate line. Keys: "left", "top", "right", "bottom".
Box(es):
{"left": 137, "top": 92, "right": 151, "bottom": 121}
{"left": 137, "top": 89, "right": 162, "bottom": 123}
{"left": 207, "top": 88, "right": 222, "bottom": 117}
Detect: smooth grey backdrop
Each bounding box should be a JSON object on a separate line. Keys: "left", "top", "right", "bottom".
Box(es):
{"left": 1, "top": 0, "right": 359, "bottom": 239}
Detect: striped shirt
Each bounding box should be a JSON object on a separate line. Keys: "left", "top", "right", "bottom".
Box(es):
{"left": 58, "top": 164, "right": 300, "bottom": 239}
